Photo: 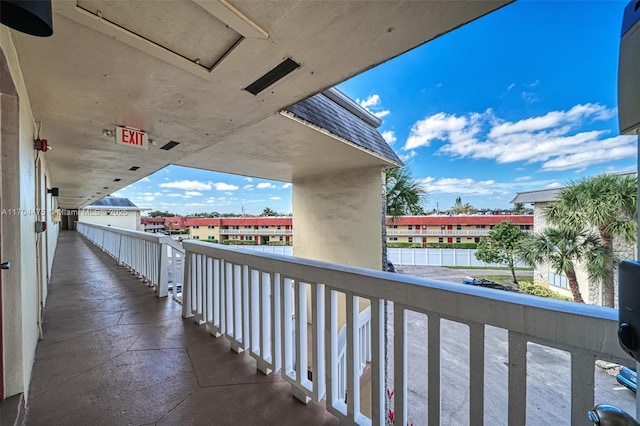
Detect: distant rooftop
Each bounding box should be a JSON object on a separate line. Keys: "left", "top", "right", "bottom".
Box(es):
{"left": 86, "top": 197, "right": 141, "bottom": 209}
{"left": 510, "top": 188, "right": 563, "bottom": 204}
{"left": 285, "top": 88, "right": 402, "bottom": 165}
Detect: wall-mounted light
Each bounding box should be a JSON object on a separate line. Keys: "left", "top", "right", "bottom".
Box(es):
{"left": 102, "top": 129, "right": 114, "bottom": 137}
{"left": 47, "top": 187, "right": 60, "bottom": 196}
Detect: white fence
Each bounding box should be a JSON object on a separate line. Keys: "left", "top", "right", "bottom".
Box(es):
{"left": 388, "top": 247, "right": 530, "bottom": 268}
{"left": 180, "top": 240, "right": 633, "bottom": 425}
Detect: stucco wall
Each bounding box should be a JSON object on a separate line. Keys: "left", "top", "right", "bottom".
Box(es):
{"left": 292, "top": 167, "right": 384, "bottom": 270}
{"left": 1, "top": 27, "right": 54, "bottom": 398}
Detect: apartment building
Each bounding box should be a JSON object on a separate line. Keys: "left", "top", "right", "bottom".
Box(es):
{"left": 386, "top": 215, "right": 533, "bottom": 246}
{"left": 185, "top": 217, "right": 293, "bottom": 245}
{"left": 141, "top": 214, "right": 532, "bottom": 247}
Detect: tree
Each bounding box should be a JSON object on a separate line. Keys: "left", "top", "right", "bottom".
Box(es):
{"left": 450, "top": 196, "right": 477, "bottom": 215}
{"left": 544, "top": 174, "right": 637, "bottom": 307}
{"left": 148, "top": 210, "right": 175, "bottom": 217}
{"left": 385, "top": 167, "right": 426, "bottom": 219}
{"left": 475, "top": 221, "right": 527, "bottom": 284}
{"left": 518, "top": 228, "right": 609, "bottom": 303}
{"left": 260, "top": 207, "right": 279, "bottom": 217}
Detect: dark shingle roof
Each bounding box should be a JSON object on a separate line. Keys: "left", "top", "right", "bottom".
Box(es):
{"left": 89, "top": 197, "right": 139, "bottom": 208}
{"left": 285, "top": 92, "right": 402, "bottom": 165}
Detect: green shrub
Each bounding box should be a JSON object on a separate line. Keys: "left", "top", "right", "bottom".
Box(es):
{"left": 424, "top": 243, "right": 478, "bottom": 249}
{"left": 518, "top": 281, "right": 573, "bottom": 301}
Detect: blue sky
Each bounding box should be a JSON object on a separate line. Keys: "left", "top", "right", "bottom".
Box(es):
{"left": 114, "top": 0, "right": 637, "bottom": 215}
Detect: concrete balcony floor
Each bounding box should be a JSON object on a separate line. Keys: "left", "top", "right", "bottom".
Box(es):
{"left": 25, "top": 231, "right": 338, "bottom": 425}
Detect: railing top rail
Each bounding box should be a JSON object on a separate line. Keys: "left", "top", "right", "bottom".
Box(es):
{"left": 182, "top": 240, "right": 629, "bottom": 362}
{"left": 77, "top": 221, "right": 175, "bottom": 244}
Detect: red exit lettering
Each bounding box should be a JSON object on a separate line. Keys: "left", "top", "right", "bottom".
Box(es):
{"left": 115, "top": 126, "right": 148, "bottom": 150}
{"left": 121, "top": 128, "right": 142, "bottom": 145}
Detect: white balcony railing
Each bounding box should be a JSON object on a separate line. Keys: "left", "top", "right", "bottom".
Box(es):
{"left": 76, "top": 224, "right": 636, "bottom": 425}
{"left": 218, "top": 229, "right": 293, "bottom": 236}
{"left": 180, "top": 240, "right": 634, "bottom": 426}
{"left": 77, "top": 222, "right": 184, "bottom": 298}
{"left": 386, "top": 229, "right": 532, "bottom": 237}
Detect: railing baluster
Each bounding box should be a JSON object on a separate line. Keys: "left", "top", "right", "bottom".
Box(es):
{"left": 508, "top": 331, "right": 527, "bottom": 425}
{"left": 571, "top": 352, "right": 594, "bottom": 423}
{"left": 469, "top": 322, "right": 484, "bottom": 426}
{"left": 427, "top": 313, "right": 440, "bottom": 426}
{"left": 371, "top": 298, "right": 384, "bottom": 426}
{"left": 394, "top": 304, "right": 407, "bottom": 426}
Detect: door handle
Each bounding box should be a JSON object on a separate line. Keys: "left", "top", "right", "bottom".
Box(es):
{"left": 1, "top": 262, "right": 10, "bottom": 270}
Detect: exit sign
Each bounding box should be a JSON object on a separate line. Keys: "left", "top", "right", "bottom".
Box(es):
{"left": 115, "top": 126, "right": 148, "bottom": 150}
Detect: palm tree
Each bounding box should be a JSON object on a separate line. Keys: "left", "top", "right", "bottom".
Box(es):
{"left": 518, "top": 228, "right": 609, "bottom": 303}
{"left": 385, "top": 167, "right": 426, "bottom": 219}
{"left": 544, "top": 174, "right": 637, "bottom": 307}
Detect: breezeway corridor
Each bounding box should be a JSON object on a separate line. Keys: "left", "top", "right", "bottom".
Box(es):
{"left": 24, "top": 231, "right": 338, "bottom": 425}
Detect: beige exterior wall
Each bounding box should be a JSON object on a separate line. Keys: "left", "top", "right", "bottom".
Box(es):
{"left": 293, "top": 167, "right": 384, "bottom": 270}
{"left": 189, "top": 226, "right": 220, "bottom": 241}
{"left": 1, "top": 31, "right": 60, "bottom": 398}
{"left": 78, "top": 208, "right": 140, "bottom": 230}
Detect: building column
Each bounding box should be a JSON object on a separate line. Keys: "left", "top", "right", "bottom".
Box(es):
{"left": 292, "top": 166, "right": 384, "bottom": 270}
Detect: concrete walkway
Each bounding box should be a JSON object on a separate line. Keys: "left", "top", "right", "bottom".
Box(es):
{"left": 24, "top": 231, "right": 337, "bottom": 425}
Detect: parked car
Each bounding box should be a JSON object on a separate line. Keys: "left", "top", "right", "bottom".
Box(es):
{"left": 461, "top": 278, "right": 520, "bottom": 292}
{"left": 616, "top": 365, "right": 637, "bottom": 393}
{"left": 385, "top": 261, "right": 396, "bottom": 273}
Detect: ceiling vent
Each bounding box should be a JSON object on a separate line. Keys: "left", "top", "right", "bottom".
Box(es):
{"left": 244, "top": 58, "right": 300, "bottom": 95}
{"left": 160, "top": 141, "right": 180, "bottom": 151}
{"left": 129, "top": 166, "right": 140, "bottom": 171}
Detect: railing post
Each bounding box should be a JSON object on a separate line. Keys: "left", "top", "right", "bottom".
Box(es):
{"left": 182, "top": 251, "right": 194, "bottom": 319}
{"left": 157, "top": 241, "right": 169, "bottom": 297}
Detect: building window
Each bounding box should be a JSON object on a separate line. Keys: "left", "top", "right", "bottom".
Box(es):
{"left": 246, "top": 236, "right": 253, "bottom": 241}
{"left": 245, "top": 226, "right": 251, "bottom": 229}
{"left": 440, "top": 225, "right": 446, "bottom": 230}
{"left": 476, "top": 225, "right": 486, "bottom": 229}
{"left": 408, "top": 225, "right": 413, "bottom": 230}
{"left": 475, "top": 237, "right": 480, "bottom": 243}
{"left": 208, "top": 236, "right": 215, "bottom": 240}
{"left": 389, "top": 237, "right": 398, "bottom": 241}
{"left": 520, "top": 225, "right": 530, "bottom": 230}
{"left": 456, "top": 225, "right": 462, "bottom": 230}
{"left": 438, "top": 237, "right": 443, "bottom": 243}
{"left": 208, "top": 225, "right": 215, "bottom": 229}
{"left": 277, "top": 226, "right": 281, "bottom": 230}
{"left": 391, "top": 225, "right": 398, "bottom": 229}
{"left": 193, "top": 225, "right": 199, "bottom": 229}
{"left": 193, "top": 236, "right": 199, "bottom": 240}
{"left": 232, "top": 225, "right": 239, "bottom": 230}
{"left": 408, "top": 237, "right": 413, "bottom": 243}
{"left": 455, "top": 237, "right": 461, "bottom": 243}
{"left": 279, "top": 236, "right": 283, "bottom": 241}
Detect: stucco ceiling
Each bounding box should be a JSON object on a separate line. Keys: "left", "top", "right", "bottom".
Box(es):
{"left": 8, "top": 0, "right": 511, "bottom": 208}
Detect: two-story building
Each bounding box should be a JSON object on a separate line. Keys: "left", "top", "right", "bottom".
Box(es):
{"left": 186, "top": 217, "right": 293, "bottom": 245}
{"left": 386, "top": 214, "right": 533, "bottom": 246}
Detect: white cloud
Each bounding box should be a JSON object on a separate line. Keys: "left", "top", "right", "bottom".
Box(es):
{"left": 140, "top": 177, "right": 151, "bottom": 182}
{"left": 257, "top": 182, "right": 276, "bottom": 189}
{"left": 403, "top": 104, "right": 634, "bottom": 172}
{"left": 243, "top": 184, "right": 254, "bottom": 190}
{"left": 399, "top": 150, "right": 417, "bottom": 163}
{"left": 213, "top": 182, "right": 239, "bottom": 191}
{"left": 358, "top": 94, "right": 380, "bottom": 109}
{"left": 160, "top": 180, "right": 212, "bottom": 191}
{"left": 269, "top": 196, "right": 281, "bottom": 200}
{"left": 167, "top": 193, "right": 190, "bottom": 198}
{"left": 507, "top": 83, "right": 515, "bottom": 91}
{"left": 381, "top": 130, "right": 397, "bottom": 145}
{"left": 357, "top": 94, "right": 390, "bottom": 121}
{"left": 185, "top": 191, "right": 203, "bottom": 196}
{"left": 420, "top": 177, "right": 497, "bottom": 196}
{"left": 515, "top": 176, "right": 532, "bottom": 182}
{"left": 244, "top": 177, "right": 253, "bottom": 182}
{"left": 404, "top": 112, "right": 473, "bottom": 150}
{"left": 282, "top": 183, "right": 292, "bottom": 189}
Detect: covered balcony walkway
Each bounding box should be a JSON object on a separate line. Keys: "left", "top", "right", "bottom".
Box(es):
{"left": 24, "top": 231, "right": 337, "bottom": 425}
